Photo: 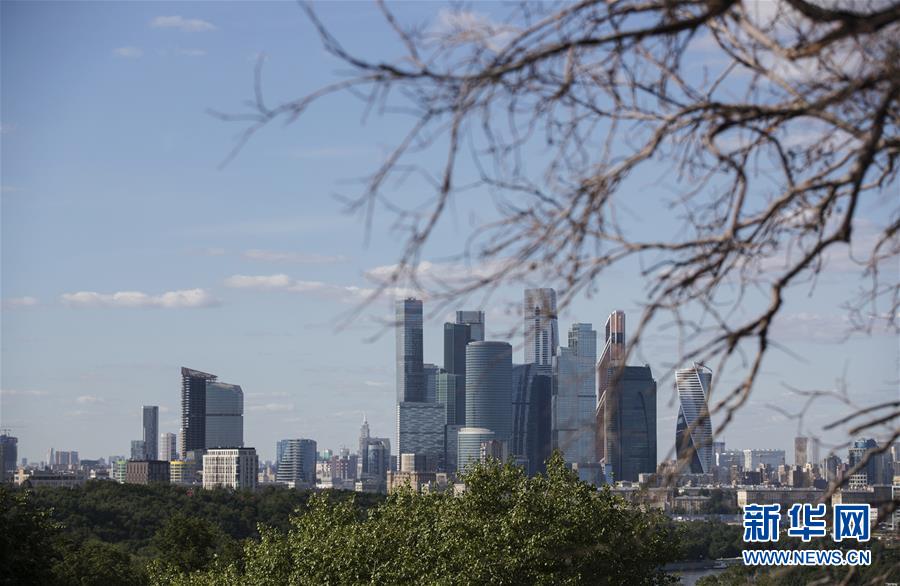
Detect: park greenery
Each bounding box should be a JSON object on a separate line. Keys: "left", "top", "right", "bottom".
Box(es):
{"left": 3, "top": 455, "right": 897, "bottom": 585}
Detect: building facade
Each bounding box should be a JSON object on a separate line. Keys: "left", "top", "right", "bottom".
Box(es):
{"left": 125, "top": 460, "right": 170, "bottom": 485}
{"left": 523, "top": 288, "right": 558, "bottom": 369}
{"left": 180, "top": 367, "right": 218, "bottom": 457}
{"left": 397, "top": 402, "right": 446, "bottom": 471}
{"left": 511, "top": 364, "right": 552, "bottom": 476}
{"left": 552, "top": 323, "right": 597, "bottom": 465}
{"left": 675, "top": 363, "right": 714, "bottom": 474}
{"left": 456, "top": 310, "right": 485, "bottom": 342}
{"left": 142, "top": 406, "right": 159, "bottom": 461}
{"left": 276, "top": 439, "right": 317, "bottom": 488}
{"left": 465, "top": 341, "right": 513, "bottom": 444}
{"left": 600, "top": 365, "right": 657, "bottom": 482}
{"left": 457, "top": 428, "right": 496, "bottom": 472}
{"left": 202, "top": 448, "right": 258, "bottom": 491}
{"left": 160, "top": 432, "right": 178, "bottom": 462}
{"left": 205, "top": 382, "right": 244, "bottom": 449}
{"left": 396, "top": 298, "right": 424, "bottom": 403}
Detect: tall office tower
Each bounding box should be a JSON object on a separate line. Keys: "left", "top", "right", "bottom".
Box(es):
{"left": 423, "top": 363, "right": 441, "bottom": 403}
{"left": 396, "top": 298, "right": 425, "bottom": 403}
{"left": 357, "top": 416, "right": 370, "bottom": 475}
{"left": 552, "top": 323, "right": 598, "bottom": 465}
{"left": 202, "top": 448, "right": 258, "bottom": 491}
{"left": 366, "top": 438, "right": 391, "bottom": 481}
{"left": 523, "top": 289, "right": 558, "bottom": 369}
{"left": 205, "top": 382, "right": 243, "bottom": 448}
{"left": 795, "top": 437, "right": 810, "bottom": 467}
{"left": 743, "top": 449, "right": 786, "bottom": 471}
{"left": 599, "top": 365, "right": 657, "bottom": 482}
{"left": 180, "top": 367, "right": 218, "bottom": 458}
{"left": 823, "top": 454, "right": 842, "bottom": 483}
{"left": 457, "top": 428, "right": 496, "bottom": 471}
{"left": 848, "top": 438, "right": 892, "bottom": 486}
{"left": 511, "top": 364, "right": 552, "bottom": 476}
{"left": 276, "top": 439, "right": 318, "bottom": 488}
{"left": 0, "top": 432, "right": 18, "bottom": 480}
{"left": 142, "top": 406, "right": 159, "bottom": 460}
{"left": 596, "top": 311, "right": 626, "bottom": 404}
{"left": 130, "top": 440, "right": 146, "bottom": 460}
{"left": 466, "top": 341, "right": 513, "bottom": 444}
{"left": 397, "top": 402, "right": 447, "bottom": 471}
{"left": 444, "top": 322, "right": 471, "bottom": 378}
{"left": 436, "top": 372, "right": 465, "bottom": 426}
{"left": 456, "top": 310, "right": 485, "bottom": 341}
{"left": 160, "top": 433, "right": 178, "bottom": 461}
{"left": 675, "top": 363, "right": 714, "bottom": 474}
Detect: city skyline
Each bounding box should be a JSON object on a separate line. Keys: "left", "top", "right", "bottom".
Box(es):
{"left": 2, "top": 1, "right": 896, "bottom": 463}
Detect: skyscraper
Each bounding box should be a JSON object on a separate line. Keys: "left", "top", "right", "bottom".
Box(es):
{"left": 357, "top": 416, "right": 370, "bottom": 475}
{"left": 397, "top": 402, "right": 447, "bottom": 471}
{"left": 675, "top": 363, "right": 714, "bottom": 474}
{"left": 130, "top": 440, "right": 146, "bottom": 461}
{"left": 276, "top": 439, "right": 317, "bottom": 487}
{"left": 795, "top": 436, "right": 809, "bottom": 467}
{"left": 552, "top": 323, "right": 597, "bottom": 465}
{"left": 160, "top": 432, "right": 177, "bottom": 461}
{"left": 0, "top": 432, "right": 18, "bottom": 481}
{"left": 511, "top": 364, "right": 552, "bottom": 476}
{"left": 205, "top": 382, "right": 244, "bottom": 448}
{"left": 181, "top": 367, "right": 218, "bottom": 458}
{"left": 595, "top": 310, "right": 626, "bottom": 465}
{"left": 443, "top": 322, "right": 471, "bottom": 378}
{"left": 601, "top": 365, "right": 657, "bottom": 482}
{"left": 435, "top": 372, "right": 465, "bottom": 426}
{"left": 456, "top": 310, "right": 485, "bottom": 341}
{"left": 396, "top": 298, "right": 424, "bottom": 403}
{"left": 142, "top": 406, "right": 159, "bottom": 460}
{"left": 466, "top": 341, "right": 513, "bottom": 444}
{"left": 423, "top": 363, "right": 441, "bottom": 403}
{"left": 457, "top": 428, "right": 496, "bottom": 471}
{"left": 523, "top": 289, "right": 558, "bottom": 369}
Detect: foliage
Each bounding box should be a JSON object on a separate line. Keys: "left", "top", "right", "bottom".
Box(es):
{"left": 0, "top": 485, "right": 65, "bottom": 586}
{"left": 152, "top": 454, "right": 680, "bottom": 585}
{"left": 676, "top": 520, "right": 743, "bottom": 561}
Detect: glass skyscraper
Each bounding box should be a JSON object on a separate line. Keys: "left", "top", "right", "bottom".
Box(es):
{"left": 675, "top": 363, "right": 713, "bottom": 474}
{"left": 457, "top": 427, "right": 495, "bottom": 472}
{"left": 455, "top": 310, "right": 485, "bottom": 342}
{"left": 397, "top": 402, "right": 447, "bottom": 471}
{"left": 206, "top": 382, "right": 244, "bottom": 448}
{"left": 396, "top": 298, "right": 424, "bottom": 403}
{"left": 602, "top": 365, "right": 657, "bottom": 482}
{"left": 276, "top": 438, "right": 317, "bottom": 487}
{"left": 552, "top": 323, "right": 597, "bottom": 465}
{"left": 465, "top": 341, "right": 513, "bottom": 444}
{"left": 523, "top": 289, "right": 558, "bottom": 369}
{"left": 511, "top": 363, "right": 552, "bottom": 476}
{"left": 180, "top": 367, "right": 218, "bottom": 458}
{"left": 142, "top": 405, "right": 159, "bottom": 460}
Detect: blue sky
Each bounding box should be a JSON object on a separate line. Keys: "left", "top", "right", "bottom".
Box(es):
{"left": 2, "top": 2, "right": 897, "bottom": 464}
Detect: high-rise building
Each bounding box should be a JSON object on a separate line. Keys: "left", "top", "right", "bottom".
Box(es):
{"left": 423, "top": 363, "right": 441, "bottom": 403}
{"left": 456, "top": 310, "right": 485, "bottom": 342}
{"left": 552, "top": 323, "right": 597, "bottom": 465}
{"left": 675, "top": 363, "right": 714, "bottom": 474}
{"left": 511, "top": 364, "right": 552, "bottom": 476}
{"left": 457, "top": 428, "right": 496, "bottom": 472}
{"left": 396, "top": 298, "right": 424, "bottom": 403}
{"left": 276, "top": 439, "right": 317, "bottom": 488}
{"left": 848, "top": 438, "right": 892, "bottom": 487}
{"left": 743, "top": 449, "right": 786, "bottom": 471}
{"left": 180, "top": 367, "right": 218, "bottom": 458}
{"left": 466, "top": 341, "right": 513, "bottom": 444}
{"left": 596, "top": 310, "right": 626, "bottom": 463}
{"left": 205, "top": 382, "right": 243, "bottom": 449}
{"left": 443, "top": 322, "right": 471, "bottom": 379}
{"left": 436, "top": 372, "right": 465, "bottom": 426}
{"left": 130, "top": 440, "right": 146, "bottom": 461}
{"left": 357, "top": 417, "right": 370, "bottom": 475}
{"left": 523, "top": 289, "right": 558, "bottom": 369}
{"left": 142, "top": 406, "right": 159, "bottom": 460}
{"left": 365, "top": 438, "right": 391, "bottom": 484}
{"left": 202, "top": 448, "right": 258, "bottom": 491}
{"left": 397, "top": 402, "right": 447, "bottom": 471}
{"left": 600, "top": 365, "right": 657, "bottom": 482}
{"left": 47, "top": 449, "right": 79, "bottom": 470}
{"left": 795, "top": 437, "right": 809, "bottom": 467}
{"left": 160, "top": 433, "right": 178, "bottom": 462}
{"left": 0, "top": 432, "right": 18, "bottom": 481}
{"left": 125, "top": 460, "right": 170, "bottom": 485}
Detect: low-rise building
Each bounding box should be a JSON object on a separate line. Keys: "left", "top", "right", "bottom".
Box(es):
{"left": 14, "top": 468, "right": 86, "bottom": 488}
{"left": 125, "top": 460, "right": 170, "bottom": 485}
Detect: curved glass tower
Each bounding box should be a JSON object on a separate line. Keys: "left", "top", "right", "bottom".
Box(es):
{"left": 675, "top": 363, "right": 713, "bottom": 474}
{"left": 465, "top": 341, "right": 513, "bottom": 442}
{"left": 457, "top": 427, "right": 495, "bottom": 471}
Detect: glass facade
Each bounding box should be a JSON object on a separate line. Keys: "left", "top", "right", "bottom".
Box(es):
{"left": 205, "top": 382, "right": 244, "bottom": 449}
{"left": 552, "top": 323, "right": 597, "bottom": 465}
{"left": 455, "top": 310, "right": 485, "bottom": 342}
{"left": 180, "top": 367, "right": 217, "bottom": 458}
{"left": 435, "top": 372, "right": 464, "bottom": 426}
{"left": 397, "top": 402, "right": 446, "bottom": 471}
{"left": 396, "top": 298, "right": 424, "bottom": 403}
{"left": 523, "top": 289, "right": 558, "bottom": 369}
{"left": 276, "top": 439, "right": 317, "bottom": 486}
{"left": 465, "top": 341, "right": 513, "bottom": 443}
{"left": 602, "top": 365, "right": 657, "bottom": 482}
{"left": 511, "top": 364, "right": 551, "bottom": 476}
{"left": 676, "top": 363, "right": 713, "bottom": 474}
{"left": 142, "top": 406, "right": 159, "bottom": 460}
{"left": 457, "top": 427, "right": 495, "bottom": 472}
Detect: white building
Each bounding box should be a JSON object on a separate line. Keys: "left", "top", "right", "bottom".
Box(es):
{"left": 202, "top": 447, "right": 258, "bottom": 491}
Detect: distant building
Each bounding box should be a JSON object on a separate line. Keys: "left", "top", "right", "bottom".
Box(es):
{"left": 743, "top": 449, "right": 786, "bottom": 472}
{"left": 276, "top": 439, "right": 317, "bottom": 488}
{"left": 795, "top": 436, "right": 809, "bottom": 467}
{"left": 423, "top": 363, "right": 441, "bottom": 403}
{"left": 397, "top": 402, "right": 446, "bottom": 471}
{"left": 15, "top": 468, "right": 86, "bottom": 488}
{"left": 180, "top": 367, "right": 218, "bottom": 457}
{"left": 205, "top": 382, "right": 244, "bottom": 449}
{"left": 130, "top": 440, "right": 146, "bottom": 461}
{"left": 160, "top": 433, "right": 178, "bottom": 462}
{"left": 736, "top": 488, "right": 826, "bottom": 513}
{"left": 551, "top": 323, "right": 597, "bottom": 465}
{"left": 436, "top": 372, "right": 465, "bottom": 426}
{"left": 848, "top": 438, "right": 892, "bottom": 487}
{"left": 169, "top": 460, "right": 197, "bottom": 485}
{"left": 523, "top": 289, "right": 558, "bottom": 369}
{"left": 675, "top": 363, "right": 714, "bottom": 474}
{"left": 511, "top": 364, "right": 552, "bottom": 476}
{"left": 48, "top": 449, "right": 79, "bottom": 470}
{"left": 456, "top": 310, "right": 485, "bottom": 342}
{"left": 396, "top": 298, "right": 425, "bottom": 403}
{"left": 457, "top": 428, "right": 496, "bottom": 472}
{"left": 143, "top": 406, "right": 159, "bottom": 460}
{"left": 0, "top": 432, "right": 18, "bottom": 481}
{"left": 600, "top": 365, "right": 657, "bottom": 482}
{"left": 125, "top": 460, "right": 170, "bottom": 485}
{"left": 202, "top": 448, "right": 258, "bottom": 491}
{"left": 111, "top": 459, "right": 127, "bottom": 483}
{"left": 466, "top": 341, "right": 513, "bottom": 443}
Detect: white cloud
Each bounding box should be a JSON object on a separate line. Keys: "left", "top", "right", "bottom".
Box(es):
{"left": 113, "top": 46, "right": 143, "bottom": 58}
{"left": 61, "top": 288, "right": 220, "bottom": 309}
{"left": 76, "top": 395, "right": 104, "bottom": 404}
{"left": 224, "top": 273, "right": 393, "bottom": 304}
{"left": 150, "top": 16, "right": 216, "bottom": 32}
{"left": 363, "top": 380, "right": 390, "bottom": 388}
{"left": 224, "top": 274, "right": 294, "bottom": 289}
{"left": 0, "top": 389, "right": 49, "bottom": 397}
{"left": 241, "top": 250, "right": 348, "bottom": 264}
{"left": 2, "top": 296, "right": 39, "bottom": 308}
{"left": 248, "top": 403, "right": 295, "bottom": 413}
